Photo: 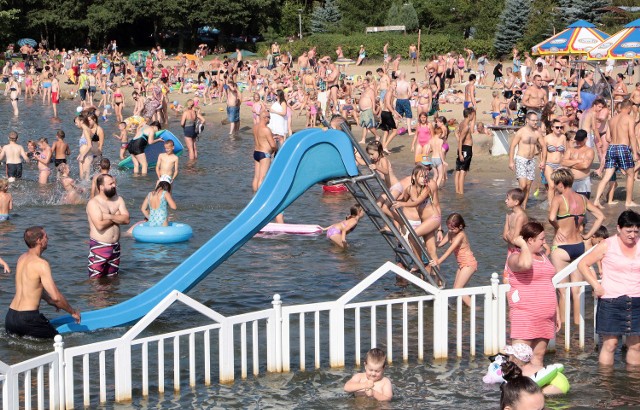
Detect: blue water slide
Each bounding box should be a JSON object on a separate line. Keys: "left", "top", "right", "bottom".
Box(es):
{"left": 52, "top": 128, "right": 359, "bottom": 332}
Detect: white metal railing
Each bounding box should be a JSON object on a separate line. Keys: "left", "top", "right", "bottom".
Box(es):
{"left": 0, "top": 260, "right": 597, "bottom": 409}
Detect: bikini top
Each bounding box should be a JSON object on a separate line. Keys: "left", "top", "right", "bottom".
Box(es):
{"left": 556, "top": 194, "right": 586, "bottom": 225}
{"left": 546, "top": 144, "right": 565, "bottom": 153}
{"left": 91, "top": 131, "right": 100, "bottom": 142}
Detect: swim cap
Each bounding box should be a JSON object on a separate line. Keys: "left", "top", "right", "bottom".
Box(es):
{"left": 503, "top": 343, "right": 533, "bottom": 362}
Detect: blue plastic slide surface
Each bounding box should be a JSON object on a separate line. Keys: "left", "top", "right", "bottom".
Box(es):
{"left": 52, "top": 128, "right": 358, "bottom": 332}
{"left": 118, "top": 129, "right": 184, "bottom": 170}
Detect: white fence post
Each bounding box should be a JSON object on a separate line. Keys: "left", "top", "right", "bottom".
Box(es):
{"left": 0, "top": 359, "right": 15, "bottom": 410}
{"left": 329, "top": 302, "right": 345, "bottom": 368}
{"left": 218, "top": 317, "right": 235, "bottom": 383}
{"left": 266, "top": 294, "right": 282, "bottom": 373}
{"left": 53, "top": 335, "right": 65, "bottom": 410}
{"left": 490, "top": 273, "right": 500, "bottom": 355}
{"left": 114, "top": 340, "right": 132, "bottom": 402}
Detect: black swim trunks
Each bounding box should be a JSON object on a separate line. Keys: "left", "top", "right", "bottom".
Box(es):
{"left": 6, "top": 163, "right": 23, "bottom": 179}
{"left": 5, "top": 308, "right": 58, "bottom": 339}
{"left": 379, "top": 111, "right": 397, "bottom": 131}
{"left": 456, "top": 145, "right": 473, "bottom": 172}
{"left": 54, "top": 159, "right": 67, "bottom": 167}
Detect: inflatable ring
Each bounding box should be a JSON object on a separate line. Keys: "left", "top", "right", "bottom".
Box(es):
{"left": 133, "top": 222, "right": 193, "bottom": 243}
{"left": 322, "top": 184, "right": 348, "bottom": 193}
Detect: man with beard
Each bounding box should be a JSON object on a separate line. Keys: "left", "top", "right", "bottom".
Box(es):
{"left": 86, "top": 174, "right": 130, "bottom": 278}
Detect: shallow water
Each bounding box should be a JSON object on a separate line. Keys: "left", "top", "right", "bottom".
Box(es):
{"left": 0, "top": 96, "right": 639, "bottom": 408}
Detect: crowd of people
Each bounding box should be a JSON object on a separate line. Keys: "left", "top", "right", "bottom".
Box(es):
{"left": 1, "top": 37, "right": 640, "bottom": 407}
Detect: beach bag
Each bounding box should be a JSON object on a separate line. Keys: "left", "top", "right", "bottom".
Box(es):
{"left": 196, "top": 119, "right": 204, "bottom": 135}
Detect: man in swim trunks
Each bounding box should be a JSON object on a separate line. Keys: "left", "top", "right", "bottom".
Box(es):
{"left": 509, "top": 111, "right": 545, "bottom": 209}
{"left": 226, "top": 79, "right": 240, "bottom": 136}
{"left": 463, "top": 74, "right": 476, "bottom": 109}
{"left": 358, "top": 78, "right": 378, "bottom": 144}
{"left": 377, "top": 67, "right": 390, "bottom": 102}
{"left": 455, "top": 107, "right": 475, "bottom": 195}
{"left": 395, "top": 71, "right": 413, "bottom": 135}
{"left": 409, "top": 44, "right": 417, "bottom": 71}
{"left": 0, "top": 131, "right": 29, "bottom": 182}
{"left": 252, "top": 111, "right": 277, "bottom": 193}
{"left": 562, "top": 130, "right": 595, "bottom": 199}
{"left": 521, "top": 75, "right": 547, "bottom": 116}
{"left": 592, "top": 100, "right": 639, "bottom": 208}
{"left": 51, "top": 74, "right": 60, "bottom": 118}
{"left": 5, "top": 226, "right": 80, "bottom": 338}
{"left": 86, "top": 174, "right": 130, "bottom": 278}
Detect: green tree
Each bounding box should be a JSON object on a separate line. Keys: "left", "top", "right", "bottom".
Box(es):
{"left": 279, "top": 1, "right": 306, "bottom": 37}
{"left": 0, "top": 0, "right": 20, "bottom": 44}
{"left": 385, "top": 2, "right": 419, "bottom": 31}
{"left": 338, "top": 0, "right": 391, "bottom": 34}
{"left": 494, "top": 0, "right": 531, "bottom": 55}
{"left": 523, "top": 0, "right": 560, "bottom": 50}
{"left": 311, "top": 0, "right": 342, "bottom": 33}
{"left": 558, "top": 0, "right": 611, "bottom": 26}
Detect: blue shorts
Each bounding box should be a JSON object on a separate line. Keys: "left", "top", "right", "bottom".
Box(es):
{"left": 491, "top": 112, "right": 500, "bottom": 119}
{"left": 464, "top": 101, "right": 473, "bottom": 109}
{"left": 604, "top": 144, "right": 634, "bottom": 170}
{"left": 596, "top": 296, "right": 640, "bottom": 336}
{"left": 395, "top": 98, "right": 412, "bottom": 118}
{"left": 410, "top": 52, "right": 417, "bottom": 59}
{"left": 227, "top": 106, "right": 240, "bottom": 123}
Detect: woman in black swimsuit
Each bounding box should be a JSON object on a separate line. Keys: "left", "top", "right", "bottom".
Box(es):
{"left": 128, "top": 120, "right": 162, "bottom": 175}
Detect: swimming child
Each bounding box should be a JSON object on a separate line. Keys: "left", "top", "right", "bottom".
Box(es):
{"left": 156, "top": 139, "right": 179, "bottom": 185}
{"left": 0, "top": 179, "right": 12, "bottom": 222}
{"left": 112, "top": 122, "right": 129, "bottom": 160}
{"left": 322, "top": 204, "right": 364, "bottom": 249}
{"left": 502, "top": 188, "right": 528, "bottom": 284}
{"left": 35, "top": 138, "right": 52, "bottom": 184}
{"left": 26, "top": 140, "right": 37, "bottom": 161}
{"left": 57, "top": 163, "right": 84, "bottom": 205}
{"left": 51, "top": 130, "right": 71, "bottom": 169}
{"left": 430, "top": 213, "right": 477, "bottom": 306}
{"left": 344, "top": 348, "right": 393, "bottom": 402}
{"left": 140, "top": 181, "right": 177, "bottom": 227}
{"left": 584, "top": 225, "right": 609, "bottom": 278}
{"left": 411, "top": 112, "right": 433, "bottom": 164}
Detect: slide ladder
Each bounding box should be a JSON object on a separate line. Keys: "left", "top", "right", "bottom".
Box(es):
{"left": 326, "top": 120, "right": 445, "bottom": 288}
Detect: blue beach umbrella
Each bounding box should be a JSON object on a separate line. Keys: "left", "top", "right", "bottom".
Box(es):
{"left": 588, "top": 19, "right": 640, "bottom": 60}
{"left": 17, "top": 38, "right": 37, "bottom": 47}
{"left": 532, "top": 20, "right": 609, "bottom": 55}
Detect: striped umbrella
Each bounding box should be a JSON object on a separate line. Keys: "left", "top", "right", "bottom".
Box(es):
{"left": 588, "top": 18, "right": 640, "bottom": 60}
{"left": 532, "top": 20, "right": 609, "bottom": 55}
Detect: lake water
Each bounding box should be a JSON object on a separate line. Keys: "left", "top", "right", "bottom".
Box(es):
{"left": 0, "top": 96, "right": 638, "bottom": 408}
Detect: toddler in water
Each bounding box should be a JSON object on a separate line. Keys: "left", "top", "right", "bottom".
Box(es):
{"left": 344, "top": 348, "right": 393, "bottom": 401}
{"left": 323, "top": 204, "right": 364, "bottom": 249}
{"left": 0, "top": 179, "right": 12, "bottom": 222}
{"left": 57, "top": 163, "right": 84, "bottom": 205}
{"left": 112, "top": 122, "right": 129, "bottom": 160}
{"left": 430, "top": 213, "right": 477, "bottom": 306}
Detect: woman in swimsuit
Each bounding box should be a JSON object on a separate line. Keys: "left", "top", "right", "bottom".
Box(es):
{"left": 541, "top": 119, "right": 567, "bottom": 204}
{"left": 7, "top": 77, "right": 19, "bottom": 116}
{"left": 548, "top": 168, "right": 604, "bottom": 325}
{"left": 434, "top": 116, "right": 450, "bottom": 182}
{"left": 323, "top": 204, "right": 364, "bottom": 249}
{"left": 141, "top": 181, "right": 177, "bottom": 227}
{"left": 181, "top": 99, "right": 205, "bottom": 160}
{"left": 412, "top": 112, "right": 434, "bottom": 164}
{"left": 612, "top": 73, "right": 628, "bottom": 104}
{"left": 35, "top": 138, "right": 52, "bottom": 184}
{"left": 416, "top": 83, "right": 433, "bottom": 117}
{"left": 577, "top": 70, "right": 596, "bottom": 110}
{"left": 128, "top": 120, "right": 162, "bottom": 175}
{"left": 393, "top": 164, "right": 442, "bottom": 279}
{"left": 113, "top": 86, "right": 125, "bottom": 122}
{"left": 430, "top": 213, "right": 477, "bottom": 306}
{"left": 75, "top": 115, "right": 92, "bottom": 180}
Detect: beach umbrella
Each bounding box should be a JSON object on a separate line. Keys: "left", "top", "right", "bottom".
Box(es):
{"left": 17, "top": 38, "right": 37, "bottom": 47}
{"left": 588, "top": 19, "right": 640, "bottom": 60}
{"left": 128, "top": 50, "right": 150, "bottom": 62}
{"left": 227, "top": 49, "right": 257, "bottom": 59}
{"left": 532, "top": 20, "right": 609, "bottom": 55}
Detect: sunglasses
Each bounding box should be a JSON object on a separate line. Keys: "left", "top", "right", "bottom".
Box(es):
{"left": 554, "top": 126, "right": 563, "bottom": 129}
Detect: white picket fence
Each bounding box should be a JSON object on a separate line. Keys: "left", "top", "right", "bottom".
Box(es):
{"left": 0, "top": 259, "right": 598, "bottom": 409}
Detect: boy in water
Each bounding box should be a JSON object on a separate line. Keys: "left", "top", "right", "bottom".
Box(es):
{"left": 113, "top": 122, "right": 128, "bottom": 160}
{"left": 156, "top": 140, "right": 179, "bottom": 185}
{"left": 51, "top": 130, "right": 70, "bottom": 169}
{"left": 0, "top": 178, "right": 12, "bottom": 222}
{"left": 0, "top": 131, "right": 29, "bottom": 182}
{"left": 344, "top": 348, "right": 393, "bottom": 402}
{"left": 91, "top": 158, "right": 111, "bottom": 199}
{"left": 502, "top": 188, "right": 528, "bottom": 283}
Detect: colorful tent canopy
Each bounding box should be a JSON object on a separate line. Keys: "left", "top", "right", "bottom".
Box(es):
{"left": 532, "top": 20, "right": 609, "bottom": 55}
{"left": 588, "top": 18, "right": 640, "bottom": 60}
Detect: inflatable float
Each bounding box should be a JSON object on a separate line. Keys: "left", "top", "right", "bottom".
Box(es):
{"left": 118, "top": 129, "right": 184, "bottom": 170}
{"left": 258, "top": 223, "right": 323, "bottom": 236}
{"left": 132, "top": 222, "right": 193, "bottom": 243}
{"left": 322, "top": 184, "right": 348, "bottom": 193}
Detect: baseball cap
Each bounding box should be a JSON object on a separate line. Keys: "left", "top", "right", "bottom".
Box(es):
{"left": 504, "top": 343, "right": 533, "bottom": 362}
{"left": 575, "top": 129, "right": 588, "bottom": 142}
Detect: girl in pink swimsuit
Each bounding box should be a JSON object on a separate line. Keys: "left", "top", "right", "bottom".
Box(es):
{"left": 430, "top": 213, "right": 477, "bottom": 306}
{"left": 412, "top": 112, "right": 434, "bottom": 163}
{"left": 323, "top": 204, "right": 364, "bottom": 249}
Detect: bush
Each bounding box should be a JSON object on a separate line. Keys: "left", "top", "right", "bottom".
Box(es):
{"left": 256, "top": 33, "right": 499, "bottom": 61}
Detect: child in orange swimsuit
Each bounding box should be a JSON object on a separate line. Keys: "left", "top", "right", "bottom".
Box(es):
{"left": 323, "top": 204, "right": 364, "bottom": 249}
{"left": 430, "top": 213, "right": 478, "bottom": 306}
